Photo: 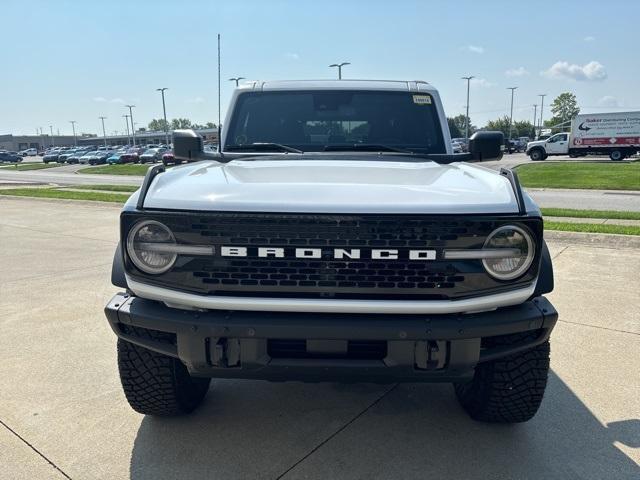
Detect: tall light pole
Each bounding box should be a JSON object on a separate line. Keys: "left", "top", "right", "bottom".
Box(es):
{"left": 123, "top": 114, "right": 131, "bottom": 145}
{"left": 329, "top": 62, "right": 350, "bottom": 80}
{"left": 156, "top": 88, "right": 170, "bottom": 146}
{"left": 125, "top": 105, "right": 136, "bottom": 146}
{"left": 461, "top": 76, "right": 474, "bottom": 141}
{"left": 538, "top": 94, "right": 546, "bottom": 138}
{"left": 507, "top": 87, "right": 518, "bottom": 140}
{"left": 99, "top": 116, "right": 107, "bottom": 147}
{"left": 228, "top": 77, "right": 245, "bottom": 87}
{"left": 532, "top": 104, "right": 538, "bottom": 138}
{"left": 69, "top": 121, "right": 77, "bottom": 146}
{"left": 49, "top": 125, "right": 54, "bottom": 147}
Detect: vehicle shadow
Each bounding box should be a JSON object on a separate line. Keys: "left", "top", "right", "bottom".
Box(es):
{"left": 129, "top": 371, "right": 639, "bottom": 480}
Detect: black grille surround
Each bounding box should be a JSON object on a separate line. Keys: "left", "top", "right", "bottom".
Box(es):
{"left": 122, "top": 211, "right": 542, "bottom": 301}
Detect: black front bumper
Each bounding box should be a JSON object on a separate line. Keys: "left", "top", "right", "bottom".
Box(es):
{"left": 105, "top": 293, "right": 557, "bottom": 383}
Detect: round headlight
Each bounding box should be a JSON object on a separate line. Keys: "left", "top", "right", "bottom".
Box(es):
{"left": 126, "top": 220, "right": 177, "bottom": 274}
{"left": 482, "top": 225, "right": 535, "bottom": 281}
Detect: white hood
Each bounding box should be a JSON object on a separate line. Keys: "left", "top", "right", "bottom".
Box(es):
{"left": 138, "top": 159, "right": 518, "bottom": 214}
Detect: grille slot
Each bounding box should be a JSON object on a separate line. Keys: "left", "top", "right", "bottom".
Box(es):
{"left": 268, "top": 339, "right": 387, "bottom": 360}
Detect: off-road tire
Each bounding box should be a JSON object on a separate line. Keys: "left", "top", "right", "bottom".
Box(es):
{"left": 117, "top": 332, "right": 211, "bottom": 416}
{"left": 454, "top": 331, "right": 550, "bottom": 423}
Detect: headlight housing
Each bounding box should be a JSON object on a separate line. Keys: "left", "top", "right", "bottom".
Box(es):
{"left": 482, "top": 225, "right": 535, "bottom": 280}
{"left": 126, "top": 220, "right": 177, "bottom": 274}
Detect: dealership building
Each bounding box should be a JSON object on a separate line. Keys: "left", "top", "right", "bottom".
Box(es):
{"left": 78, "top": 128, "right": 219, "bottom": 147}
{"left": 1, "top": 128, "right": 218, "bottom": 151}
{"left": 0, "top": 134, "right": 80, "bottom": 151}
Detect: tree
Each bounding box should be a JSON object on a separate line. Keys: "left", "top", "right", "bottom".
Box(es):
{"left": 205, "top": 122, "right": 217, "bottom": 129}
{"left": 171, "top": 118, "right": 192, "bottom": 129}
{"left": 549, "top": 92, "right": 580, "bottom": 127}
{"left": 448, "top": 114, "right": 475, "bottom": 138}
{"left": 485, "top": 116, "right": 512, "bottom": 137}
{"left": 513, "top": 120, "right": 536, "bottom": 139}
{"left": 148, "top": 119, "right": 170, "bottom": 131}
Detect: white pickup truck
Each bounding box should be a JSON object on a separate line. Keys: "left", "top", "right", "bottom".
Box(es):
{"left": 526, "top": 111, "right": 640, "bottom": 161}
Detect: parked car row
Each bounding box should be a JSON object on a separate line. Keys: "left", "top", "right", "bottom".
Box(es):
{"left": 0, "top": 150, "right": 24, "bottom": 163}
{"left": 41, "top": 144, "right": 182, "bottom": 166}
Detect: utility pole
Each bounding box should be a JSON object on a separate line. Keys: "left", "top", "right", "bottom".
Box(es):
{"left": 532, "top": 104, "right": 538, "bottom": 138}
{"left": 125, "top": 105, "right": 136, "bottom": 146}
{"left": 461, "top": 76, "right": 474, "bottom": 141}
{"left": 156, "top": 88, "right": 170, "bottom": 146}
{"left": 538, "top": 94, "right": 546, "bottom": 138}
{"left": 49, "top": 125, "right": 54, "bottom": 147}
{"left": 99, "top": 116, "right": 107, "bottom": 147}
{"left": 507, "top": 87, "right": 518, "bottom": 140}
{"left": 329, "top": 62, "right": 350, "bottom": 80}
{"left": 69, "top": 121, "right": 77, "bottom": 146}
{"left": 228, "top": 77, "right": 245, "bottom": 87}
{"left": 123, "top": 114, "right": 131, "bottom": 145}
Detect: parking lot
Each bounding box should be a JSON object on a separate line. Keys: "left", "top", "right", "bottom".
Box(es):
{"left": 1, "top": 196, "right": 638, "bottom": 480}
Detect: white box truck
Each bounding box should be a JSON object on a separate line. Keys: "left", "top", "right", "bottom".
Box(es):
{"left": 526, "top": 111, "right": 640, "bottom": 161}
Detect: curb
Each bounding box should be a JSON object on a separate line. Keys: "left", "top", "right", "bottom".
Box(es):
{"left": 544, "top": 230, "right": 640, "bottom": 249}
{"left": 0, "top": 195, "right": 123, "bottom": 209}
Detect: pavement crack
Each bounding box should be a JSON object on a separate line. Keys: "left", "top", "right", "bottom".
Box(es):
{"left": 275, "top": 383, "right": 399, "bottom": 480}
{"left": 0, "top": 418, "right": 72, "bottom": 479}
{"left": 559, "top": 319, "right": 640, "bottom": 336}
{"left": 551, "top": 245, "right": 570, "bottom": 260}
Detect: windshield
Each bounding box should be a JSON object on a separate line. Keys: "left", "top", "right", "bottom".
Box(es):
{"left": 225, "top": 90, "right": 445, "bottom": 154}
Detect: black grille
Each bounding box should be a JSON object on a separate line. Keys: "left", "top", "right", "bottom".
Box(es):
{"left": 123, "top": 212, "right": 541, "bottom": 300}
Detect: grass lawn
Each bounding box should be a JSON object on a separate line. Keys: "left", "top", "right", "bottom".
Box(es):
{"left": 0, "top": 187, "right": 130, "bottom": 203}
{"left": 78, "top": 164, "right": 150, "bottom": 175}
{"left": 516, "top": 162, "right": 640, "bottom": 190}
{"left": 545, "top": 221, "right": 640, "bottom": 236}
{"left": 541, "top": 208, "right": 640, "bottom": 221}
{"left": 0, "top": 163, "right": 62, "bottom": 171}
{"left": 63, "top": 184, "right": 139, "bottom": 193}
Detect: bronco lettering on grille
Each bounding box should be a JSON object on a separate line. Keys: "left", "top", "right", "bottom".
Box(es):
{"left": 219, "top": 246, "right": 436, "bottom": 261}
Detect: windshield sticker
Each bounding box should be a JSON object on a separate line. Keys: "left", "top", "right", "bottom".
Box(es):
{"left": 412, "top": 95, "right": 432, "bottom": 105}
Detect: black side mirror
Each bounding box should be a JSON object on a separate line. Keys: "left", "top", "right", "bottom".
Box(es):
{"left": 469, "top": 131, "right": 504, "bottom": 161}
{"left": 173, "top": 129, "right": 204, "bottom": 161}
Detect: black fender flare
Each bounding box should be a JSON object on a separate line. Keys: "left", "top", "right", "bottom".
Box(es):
{"left": 111, "top": 242, "right": 128, "bottom": 289}
{"left": 532, "top": 240, "right": 554, "bottom": 297}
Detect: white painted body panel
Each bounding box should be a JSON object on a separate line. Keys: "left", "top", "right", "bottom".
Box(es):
{"left": 139, "top": 159, "right": 518, "bottom": 214}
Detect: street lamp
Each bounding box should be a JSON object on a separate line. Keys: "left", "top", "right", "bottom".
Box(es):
{"left": 461, "top": 76, "right": 474, "bottom": 141}
{"left": 507, "top": 87, "right": 518, "bottom": 140}
{"left": 532, "top": 104, "right": 538, "bottom": 138}
{"left": 69, "top": 121, "right": 77, "bottom": 146}
{"left": 329, "top": 62, "right": 350, "bottom": 80}
{"left": 538, "top": 94, "right": 547, "bottom": 138}
{"left": 125, "top": 105, "right": 136, "bottom": 146}
{"left": 123, "top": 114, "right": 131, "bottom": 146}
{"left": 49, "top": 125, "right": 54, "bottom": 147}
{"left": 99, "top": 116, "right": 107, "bottom": 147}
{"left": 228, "top": 77, "right": 245, "bottom": 87}
{"left": 156, "top": 88, "right": 170, "bottom": 146}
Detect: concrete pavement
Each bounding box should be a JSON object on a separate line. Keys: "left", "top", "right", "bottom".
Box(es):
{"left": 0, "top": 196, "right": 639, "bottom": 480}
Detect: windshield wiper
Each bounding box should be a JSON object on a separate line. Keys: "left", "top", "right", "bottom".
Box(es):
{"left": 225, "top": 142, "right": 303, "bottom": 154}
{"left": 323, "top": 144, "right": 412, "bottom": 153}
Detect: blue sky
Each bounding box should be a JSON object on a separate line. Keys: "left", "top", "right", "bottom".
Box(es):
{"left": 2, "top": 0, "right": 638, "bottom": 136}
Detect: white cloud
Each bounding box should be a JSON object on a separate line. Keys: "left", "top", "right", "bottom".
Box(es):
{"left": 463, "top": 45, "right": 484, "bottom": 54}
{"left": 92, "top": 96, "right": 107, "bottom": 102}
{"left": 584, "top": 36, "right": 595, "bottom": 42}
{"left": 597, "top": 95, "right": 619, "bottom": 107}
{"left": 470, "top": 77, "right": 495, "bottom": 88}
{"left": 187, "top": 97, "right": 205, "bottom": 103}
{"left": 110, "top": 98, "right": 124, "bottom": 104}
{"left": 285, "top": 52, "right": 300, "bottom": 60}
{"left": 541, "top": 60, "right": 607, "bottom": 81}
{"left": 505, "top": 67, "right": 530, "bottom": 77}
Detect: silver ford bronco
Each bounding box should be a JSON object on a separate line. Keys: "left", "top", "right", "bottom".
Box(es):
{"left": 105, "top": 80, "right": 556, "bottom": 423}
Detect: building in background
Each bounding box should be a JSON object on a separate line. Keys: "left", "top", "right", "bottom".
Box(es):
{"left": 0, "top": 134, "right": 79, "bottom": 151}
{"left": 77, "top": 128, "right": 219, "bottom": 147}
